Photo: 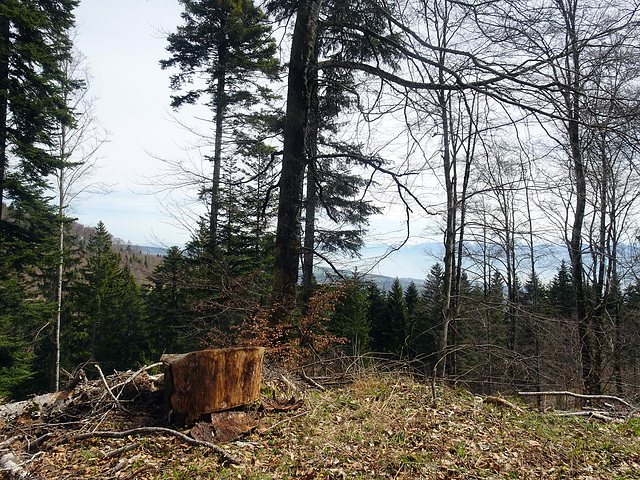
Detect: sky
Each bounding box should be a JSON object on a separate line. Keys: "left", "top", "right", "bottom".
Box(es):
{"left": 72, "top": 0, "right": 192, "bottom": 247}
{"left": 69, "top": 0, "right": 439, "bottom": 280}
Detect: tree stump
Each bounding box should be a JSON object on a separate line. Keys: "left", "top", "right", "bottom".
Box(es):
{"left": 161, "top": 347, "right": 264, "bottom": 423}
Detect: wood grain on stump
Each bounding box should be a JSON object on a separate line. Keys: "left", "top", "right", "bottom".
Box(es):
{"left": 161, "top": 347, "right": 264, "bottom": 422}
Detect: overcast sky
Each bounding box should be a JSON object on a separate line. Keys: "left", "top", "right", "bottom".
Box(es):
{"left": 72, "top": 0, "right": 190, "bottom": 247}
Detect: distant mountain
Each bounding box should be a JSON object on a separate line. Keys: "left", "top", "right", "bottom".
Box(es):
{"left": 312, "top": 266, "right": 422, "bottom": 291}
{"left": 138, "top": 246, "right": 168, "bottom": 256}
{"left": 128, "top": 240, "right": 570, "bottom": 290}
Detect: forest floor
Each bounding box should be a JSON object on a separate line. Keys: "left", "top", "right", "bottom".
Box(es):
{"left": 2, "top": 369, "right": 640, "bottom": 479}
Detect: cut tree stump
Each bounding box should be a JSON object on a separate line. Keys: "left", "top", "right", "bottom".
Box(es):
{"left": 161, "top": 347, "right": 264, "bottom": 423}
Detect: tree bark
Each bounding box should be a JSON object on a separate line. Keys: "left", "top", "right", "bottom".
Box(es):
{"left": 301, "top": 64, "right": 319, "bottom": 306}
{"left": 162, "top": 347, "right": 264, "bottom": 423}
{"left": 559, "top": 0, "right": 596, "bottom": 395}
{"left": 209, "top": 39, "right": 227, "bottom": 251}
{"left": 270, "top": 0, "right": 322, "bottom": 324}
{"left": 0, "top": 16, "right": 9, "bottom": 221}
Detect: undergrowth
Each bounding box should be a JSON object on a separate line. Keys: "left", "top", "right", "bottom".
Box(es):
{"left": 22, "top": 373, "right": 640, "bottom": 479}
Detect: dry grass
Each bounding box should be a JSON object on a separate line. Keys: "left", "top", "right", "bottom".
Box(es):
{"left": 4, "top": 373, "right": 640, "bottom": 479}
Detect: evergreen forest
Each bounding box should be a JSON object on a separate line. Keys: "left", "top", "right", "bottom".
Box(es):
{"left": 4, "top": 0, "right": 640, "bottom": 404}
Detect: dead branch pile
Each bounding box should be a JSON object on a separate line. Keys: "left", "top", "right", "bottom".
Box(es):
{"left": 0, "top": 362, "right": 315, "bottom": 479}
{"left": 0, "top": 364, "right": 242, "bottom": 479}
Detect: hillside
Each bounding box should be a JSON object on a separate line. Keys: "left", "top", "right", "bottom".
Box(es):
{"left": 2, "top": 370, "right": 639, "bottom": 479}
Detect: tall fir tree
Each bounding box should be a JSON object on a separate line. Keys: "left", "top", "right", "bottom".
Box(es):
{"left": 386, "top": 278, "right": 408, "bottom": 355}
{"left": 65, "top": 222, "right": 146, "bottom": 372}
{"left": 145, "top": 246, "right": 194, "bottom": 356}
{"left": 366, "top": 281, "right": 388, "bottom": 353}
{"left": 0, "top": 0, "right": 77, "bottom": 398}
{"left": 330, "top": 274, "right": 370, "bottom": 355}
{"left": 550, "top": 260, "right": 574, "bottom": 319}
{"left": 161, "top": 0, "right": 280, "bottom": 252}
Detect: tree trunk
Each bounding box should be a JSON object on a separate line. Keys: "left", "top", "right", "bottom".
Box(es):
{"left": 301, "top": 162, "right": 317, "bottom": 304}
{"left": 162, "top": 347, "right": 264, "bottom": 423}
{"left": 301, "top": 65, "right": 319, "bottom": 306}
{"left": 209, "top": 41, "right": 227, "bottom": 251}
{"left": 0, "top": 16, "right": 9, "bottom": 221}
{"left": 270, "top": 0, "right": 322, "bottom": 324}
{"left": 54, "top": 124, "right": 66, "bottom": 392}
{"left": 566, "top": 32, "right": 595, "bottom": 395}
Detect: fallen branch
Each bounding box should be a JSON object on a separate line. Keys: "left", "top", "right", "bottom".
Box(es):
{"left": 0, "top": 436, "right": 21, "bottom": 449}
{"left": 0, "top": 452, "right": 37, "bottom": 480}
{"left": 553, "top": 410, "right": 622, "bottom": 422}
{"left": 71, "top": 426, "right": 243, "bottom": 464}
{"left": 103, "top": 443, "right": 140, "bottom": 459}
{"left": 111, "top": 363, "right": 162, "bottom": 397}
{"left": 517, "top": 391, "right": 634, "bottom": 409}
{"left": 94, "top": 364, "right": 126, "bottom": 412}
{"left": 483, "top": 396, "right": 524, "bottom": 413}
{"left": 299, "top": 369, "right": 326, "bottom": 391}
{"left": 259, "top": 411, "right": 309, "bottom": 434}
{"left": 27, "top": 433, "right": 52, "bottom": 453}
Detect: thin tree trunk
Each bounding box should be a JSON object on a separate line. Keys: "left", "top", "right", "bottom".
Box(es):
{"left": 54, "top": 126, "right": 66, "bottom": 392}
{"left": 558, "top": 0, "right": 596, "bottom": 395}
{"left": 210, "top": 45, "right": 227, "bottom": 251}
{"left": 301, "top": 65, "right": 319, "bottom": 305}
{"left": 301, "top": 164, "right": 317, "bottom": 303}
{"left": 0, "top": 16, "right": 9, "bottom": 221}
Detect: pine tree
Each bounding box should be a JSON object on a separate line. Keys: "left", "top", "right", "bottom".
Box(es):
{"left": 550, "top": 260, "right": 574, "bottom": 318}
{"left": 146, "top": 246, "right": 193, "bottom": 355}
{"left": 0, "top": 0, "right": 77, "bottom": 398}
{"left": 330, "top": 274, "right": 370, "bottom": 355}
{"left": 65, "top": 222, "right": 146, "bottom": 371}
{"left": 386, "top": 278, "right": 408, "bottom": 355}
{"left": 366, "top": 281, "right": 388, "bottom": 353}
{"left": 161, "top": 0, "right": 280, "bottom": 252}
{"left": 0, "top": 0, "right": 77, "bottom": 223}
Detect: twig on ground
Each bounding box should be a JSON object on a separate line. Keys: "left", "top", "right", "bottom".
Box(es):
{"left": 483, "top": 396, "right": 524, "bottom": 413}
{"left": 553, "top": 410, "right": 622, "bottom": 422}
{"left": 299, "top": 369, "right": 326, "bottom": 391}
{"left": 0, "top": 436, "right": 21, "bottom": 449}
{"left": 259, "top": 411, "right": 309, "bottom": 434}
{"left": 71, "top": 426, "right": 243, "bottom": 464}
{"left": 103, "top": 443, "right": 140, "bottom": 459}
{"left": 27, "top": 433, "right": 52, "bottom": 453}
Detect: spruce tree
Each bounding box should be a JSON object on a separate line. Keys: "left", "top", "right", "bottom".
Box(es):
{"left": 161, "top": 0, "right": 280, "bottom": 252}
{"left": 330, "top": 274, "right": 370, "bottom": 355}
{"left": 386, "top": 278, "right": 408, "bottom": 355}
{"left": 0, "top": 0, "right": 77, "bottom": 222}
{"left": 0, "top": 0, "right": 77, "bottom": 398}
{"left": 550, "top": 260, "right": 574, "bottom": 318}
{"left": 146, "top": 246, "right": 193, "bottom": 355}
{"left": 366, "top": 281, "right": 388, "bottom": 353}
{"left": 65, "top": 222, "right": 146, "bottom": 371}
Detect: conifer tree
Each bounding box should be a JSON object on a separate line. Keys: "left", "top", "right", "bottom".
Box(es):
{"left": 550, "top": 260, "right": 574, "bottom": 319}
{"left": 0, "top": 0, "right": 77, "bottom": 225}
{"left": 386, "top": 278, "right": 408, "bottom": 355}
{"left": 367, "top": 281, "right": 388, "bottom": 353}
{"left": 146, "top": 246, "right": 193, "bottom": 355}
{"left": 0, "top": 0, "right": 77, "bottom": 398}
{"left": 65, "top": 222, "right": 146, "bottom": 371}
{"left": 330, "top": 275, "right": 370, "bottom": 355}
{"left": 161, "top": 0, "right": 280, "bottom": 252}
